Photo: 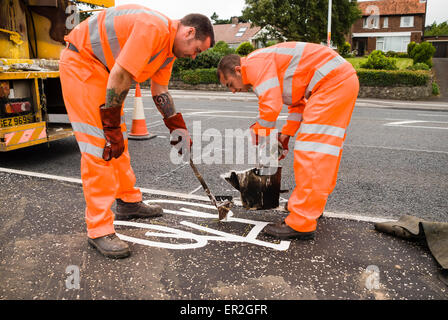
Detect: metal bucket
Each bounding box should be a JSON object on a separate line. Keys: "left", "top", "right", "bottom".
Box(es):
{"left": 222, "top": 166, "right": 282, "bottom": 210}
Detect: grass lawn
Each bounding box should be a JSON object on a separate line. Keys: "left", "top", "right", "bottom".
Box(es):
{"left": 346, "top": 57, "right": 414, "bottom": 70}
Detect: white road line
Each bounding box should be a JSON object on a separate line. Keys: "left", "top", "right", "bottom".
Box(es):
{"left": 0, "top": 167, "right": 396, "bottom": 224}
{"left": 189, "top": 185, "right": 203, "bottom": 195}
{"left": 344, "top": 144, "right": 448, "bottom": 154}
{"left": 385, "top": 120, "right": 426, "bottom": 126}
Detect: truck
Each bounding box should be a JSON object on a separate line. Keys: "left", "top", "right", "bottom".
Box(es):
{"left": 0, "top": 0, "right": 114, "bottom": 151}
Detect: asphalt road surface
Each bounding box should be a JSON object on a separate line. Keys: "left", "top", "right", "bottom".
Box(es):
{"left": 1, "top": 91, "right": 447, "bottom": 305}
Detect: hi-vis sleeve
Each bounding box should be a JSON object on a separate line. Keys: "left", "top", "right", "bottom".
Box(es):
{"left": 245, "top": 58, "right": 283, "bottom": 137}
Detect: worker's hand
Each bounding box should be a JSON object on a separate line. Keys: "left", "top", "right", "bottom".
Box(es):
{"left": 250, "top": 123, "right": 261, "bottom": 145}
{"left": 277, "top": 133, "right": 290, "bottom": 160}
{"left": 100, "top": 105, "right": 124, "bottom": 161}
{"left": 163, "top": 113, "right": 193, "bottom": 155}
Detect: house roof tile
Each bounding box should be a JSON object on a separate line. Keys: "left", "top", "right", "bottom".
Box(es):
{"left": 213, "top": 23, "right": 261, "bottom": 44}
{"left": 359, "top": 0, "right": 426, "bottom": 16}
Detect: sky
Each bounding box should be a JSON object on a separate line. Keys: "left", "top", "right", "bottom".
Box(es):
{"left": 114, "top": 0, "right": 448, "bottom": 26}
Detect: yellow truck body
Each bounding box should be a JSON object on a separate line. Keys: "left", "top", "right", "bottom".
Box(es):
{"left": 0, "top": 0, "right": 114, "bottom": 151}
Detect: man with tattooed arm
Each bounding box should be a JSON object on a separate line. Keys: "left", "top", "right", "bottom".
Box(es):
{"left": 59, "top": 4, "right": 214, "bottom": 258}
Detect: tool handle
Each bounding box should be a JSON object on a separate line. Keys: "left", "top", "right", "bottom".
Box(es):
{"left": 189, "top": 159, "right": 218, "bottom": 206}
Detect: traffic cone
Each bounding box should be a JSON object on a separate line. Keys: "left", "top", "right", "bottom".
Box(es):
{"left": 128, "top": 83, "right": 156, "bottom": 140}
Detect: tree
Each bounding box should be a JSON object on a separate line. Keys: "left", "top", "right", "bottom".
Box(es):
{"left": 242, "top": 0, "right": 361, "bottom": 47}
{"left": 425, "top": 21, "right": 448, "bottom": 36}
{"left": 236, "top": 42, "right": 255, "bottom": 56}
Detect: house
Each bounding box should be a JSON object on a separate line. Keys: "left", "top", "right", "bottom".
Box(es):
{"left": 349, "top": 0, "right": 427, "bottom": 56}
{"left": 212, "top": 18, "right": 263, "bottom": 49}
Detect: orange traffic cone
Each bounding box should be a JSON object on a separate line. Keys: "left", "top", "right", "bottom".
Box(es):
{"left": 128, "top": 83, "right": 155, "bottom": 140}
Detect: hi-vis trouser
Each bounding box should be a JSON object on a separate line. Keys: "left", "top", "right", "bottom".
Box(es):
{"left": 59, "top": 48, "right": 142, "bottom": 239}
{"left": 285, "top": 73, "right": 359, "bottom": 232}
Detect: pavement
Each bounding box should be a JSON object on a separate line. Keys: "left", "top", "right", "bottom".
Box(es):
{"left": 1, "top": 91, "right": 448, "bottom": 306}
{"left": 430, "top": 58, "right": 448, "bottom": 102}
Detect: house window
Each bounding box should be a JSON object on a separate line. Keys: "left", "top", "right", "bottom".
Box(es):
{"left": 383, "top": 17, "right": 388, "bottom": 28}
{"left": 400, "top": 16, "right": 414, "bottom": 27}
{"left": 376, "top": 36, "right": 411, "bottom": 52}
{"left": 235, "top": 27, "right": 247, "bottom": 37}
{"left": 363, "top": 16, "right": 379, "bottom": 29}
{"left": 376, "top": 37, "right": 385, "bottom": 51}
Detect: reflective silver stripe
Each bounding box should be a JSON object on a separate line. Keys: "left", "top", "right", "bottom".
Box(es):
{"left": 256, "top": 117, "right": 276, "bottom": 128}
{"left": 89, "top": 8, "right": 168, "bottom": 69}
{"left": 287, "top": 112, "right": 303, "bottom": 122}
{"left": 72, "top": 122, "right": 105, "bottom": 139}
{"left": 105, "top": 9, "right": 121, "bottom": 59}
{"left": 77, "top": 141, "right": 104, "bottom": 158}
{"left": 122, "top": 131, "right": 128, "bottom": 140}
{"left": 88, "top": 15, "right": 108, "bottom": 68}
{"left": 149, "top": 49, "right": 163, "bottom": 64}
{"left": 253, "top": 77, "right": 280, "bottom": 97}
{"left": 248, "top": 46, "right": 297, "bottom": 59}
{"left": 282, "top": 42, "right": 306, "bottom": 105}
{"left": 159, "top": 56, "right": 174, "bottom": 70}
{"left": 298, "top": 123, "right": 345, "bottom": 138}
{"left": 305, "top": 55, "right": 346, "bottom": 98}
{"left": 110, "top": 8, "right": 168, "bottom": 26}
{"left": 294, "top": 141, "right": 340, "bottom": 156}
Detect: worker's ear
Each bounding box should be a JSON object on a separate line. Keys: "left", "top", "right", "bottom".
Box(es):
{"left": 185, "top": 26, "right": 196, "bottom": 40}
{"left": 234, "top": 66, "right": 242, "bottom": 76}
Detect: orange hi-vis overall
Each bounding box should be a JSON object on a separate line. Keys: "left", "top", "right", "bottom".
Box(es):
{"left": 59, "top": 4, "right": 178, "bottom": 238}
{"left": 242, "top": 42, "right": 359, "bottom": 233}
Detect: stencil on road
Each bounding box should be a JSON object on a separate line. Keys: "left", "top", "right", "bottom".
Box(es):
{"left": 114, "top": 199, "right": 291, "bottom": 251}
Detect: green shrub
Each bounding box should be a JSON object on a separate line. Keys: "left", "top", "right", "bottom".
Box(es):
{"left": 407, "top": 62, "right": 430, "bottom": 71}
{"left": 356, "top": 68, "right": 430, "bottom": 87}
{"left": 212, "top": 41, "right": 236, "bottom": 55}
{"left": 385, "top": 51, "right": 398, "bottom": 58}
{"left": 407, "top": 41, "right": 417, "bottom": 58}
{"left": 266, "top": 40, "right": 278, "bottom": 47}
{"left": 338, "top": 42, "right": 351, "bottom": 58}
{"left": 173, "top": 50, "right": 224, "bottom": 74}
{"left": 432, "top": 82, "right": 440, "bottom": 96}
{"left": 410, "top": 42, "right": 436, "bottom": 68}
{"left": 396, "top": 52, "right": 409, "bottom": 58}
{"left": 360, "top": 50, "right": 398, "bottom": 70}
{"left": 180, "top": 68, "right": 219, "bottom": 85}
{"left": 235, "top": 42, "right": 255, "bottom": 56}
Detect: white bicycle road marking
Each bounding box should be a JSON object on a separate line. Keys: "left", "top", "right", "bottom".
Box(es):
{"left": 114, "top": 199, "right": 291, "bottom": 251}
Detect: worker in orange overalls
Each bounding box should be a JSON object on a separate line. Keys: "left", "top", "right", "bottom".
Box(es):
{"left": 217, "top": 42, "right": 359, "bottom": 240}
{"left": 59, "top": 4, "right": 214, "bottom": 258}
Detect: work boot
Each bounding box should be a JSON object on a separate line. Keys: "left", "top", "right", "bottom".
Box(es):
{"left": 115, "top": 199, "right": 163, "bottom": 220}
{"left": 264, "top": 221, "right": 315, "bottom": 240}
{"left": 88, "top": 233, "right": 130, "bottom": 259}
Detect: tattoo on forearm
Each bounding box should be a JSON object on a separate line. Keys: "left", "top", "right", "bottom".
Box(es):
{"left": 153, "top": 92, "right": 176, "bottom": 118}
{"left": 104, "top": 88, "right": 129, "bottom": 109}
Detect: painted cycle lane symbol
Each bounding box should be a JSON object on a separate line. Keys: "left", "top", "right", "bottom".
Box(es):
{"left": 114, "top": 199, "right": 290, "bottom": 251}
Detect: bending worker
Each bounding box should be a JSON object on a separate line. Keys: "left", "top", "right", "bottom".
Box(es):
{"left": 217, "top": 42, "right": 359, "bottom": 240}
{"left": 60, "top": 4, "right": 214, "bottom": 258}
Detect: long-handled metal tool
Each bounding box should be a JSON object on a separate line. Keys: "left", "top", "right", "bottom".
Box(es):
{"left": 189, "top": 158, "right": 232, "bottom": 220}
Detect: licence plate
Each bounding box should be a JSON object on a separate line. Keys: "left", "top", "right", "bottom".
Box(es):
{"left": 0, "top": 114, "right": 34, "bottom": 128}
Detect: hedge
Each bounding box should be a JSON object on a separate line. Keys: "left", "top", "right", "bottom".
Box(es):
{"left": 355, "top": 68, "right": 430, "bottom": 87}
{"left": 179, "top": 68, "right": 219, "bottom": 85}
{"left": 173, "top": 67, "right": 430, "bottom": 87}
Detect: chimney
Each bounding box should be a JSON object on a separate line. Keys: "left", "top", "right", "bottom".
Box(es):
{"left": 231, "top": 17, "right": 239, "bottom": 25}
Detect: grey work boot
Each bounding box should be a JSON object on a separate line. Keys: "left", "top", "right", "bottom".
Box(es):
{"left": 115, "top": 199, "right": 163, "bottom": 220}
{"left": 88, "top": 233, "right": 130, "bottom": 259}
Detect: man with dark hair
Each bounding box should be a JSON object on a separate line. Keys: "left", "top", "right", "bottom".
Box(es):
{"left": 59, "top": 4, "right": 214, "bottom": 259}
{"left": 218, "top": 43, "right": 359, "bottom": 240}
